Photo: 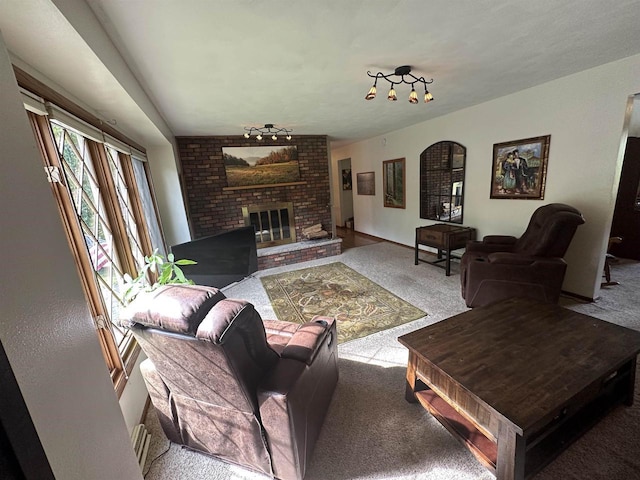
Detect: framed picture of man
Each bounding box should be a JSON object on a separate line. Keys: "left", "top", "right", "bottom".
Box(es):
{"left": 342, "top": 168, "right": 352, "bottom": 190}
{"left": 490, "top": 135, "right": 550, "bottom": 199}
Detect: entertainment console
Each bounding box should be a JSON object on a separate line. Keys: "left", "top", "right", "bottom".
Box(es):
{"left": 171, "top": 226, "right": 258, "bottom": 288}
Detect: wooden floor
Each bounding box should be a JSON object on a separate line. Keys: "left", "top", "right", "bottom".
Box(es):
{"left": 336, "top": 226, "right": 383, "bottom": 250}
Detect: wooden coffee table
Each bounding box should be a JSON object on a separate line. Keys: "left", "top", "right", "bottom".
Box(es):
{"left": 398, "top": 298, "right": 640, "bottom": 480}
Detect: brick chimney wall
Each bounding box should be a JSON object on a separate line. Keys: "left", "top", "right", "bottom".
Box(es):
{"left": 176, "top": 135, "right": 332, "bottom": 240}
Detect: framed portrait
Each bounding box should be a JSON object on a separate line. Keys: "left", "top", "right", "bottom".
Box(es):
{"left": 342, "top": 168, "right": 352, "bottom": 190}
{"left": 490, "top": 135, "right": 550, "bottom": 199}
{"left": 223, "top": 145, "right": 300, "bottom": 188}
{"left": 356, "top": 171, "right": 375, "bottom": 195}
{"left": 383, "top": 158, "right": 405, "bottom": 208}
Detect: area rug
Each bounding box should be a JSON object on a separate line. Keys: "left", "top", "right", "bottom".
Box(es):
{"left": 260, "top": 262, "right": 426, "bottom": 343}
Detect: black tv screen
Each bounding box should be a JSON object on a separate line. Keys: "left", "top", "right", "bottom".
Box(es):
{"left": 170, "top": 226, "right": 258, "bottom": 289}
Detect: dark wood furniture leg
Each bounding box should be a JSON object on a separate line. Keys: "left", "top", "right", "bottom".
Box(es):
{"left": 496, "top": 424, "right": 526, "bottom": 480}
{"left": 404, "top": 351, "right": 418, "bottom": 403}
{"left": 445, "top": 248, "right": 452, "bottom": 276}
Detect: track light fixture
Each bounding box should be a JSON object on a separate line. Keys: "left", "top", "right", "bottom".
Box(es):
{"left": 243, "top": 124, "right": 293, "bottom": 141}
{"left": 365, "top": 65, "right": 434, "bottom": 104}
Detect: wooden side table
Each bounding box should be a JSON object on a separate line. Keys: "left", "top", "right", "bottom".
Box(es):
{"left": 415, "top": 224, "right": 476, "bottom": 275}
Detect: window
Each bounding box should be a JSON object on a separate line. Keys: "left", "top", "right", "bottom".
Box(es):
{"left": 26, "top": 103, "right": 164, "bottom": 396}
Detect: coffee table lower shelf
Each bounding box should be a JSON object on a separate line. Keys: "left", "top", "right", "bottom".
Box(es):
{"left": 415, "top": 390, "right": 497, "bottom": 474}
{"left": 414, "top": 365, "right": 633, "bottom": 480}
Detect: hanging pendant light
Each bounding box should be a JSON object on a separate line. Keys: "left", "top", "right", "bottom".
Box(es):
{"left": 388, "top": 83, "right": 397, "bottom": 101}
{"left": 365, "top": 81, "right": 377, "bottom": 100}
{"left": 409, "top": 86, "right": 419, "bottom": 104}
{"left": 424, "top": 89, "right": 434, "bottom": 103}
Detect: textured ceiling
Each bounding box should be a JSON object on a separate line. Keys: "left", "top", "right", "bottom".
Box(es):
{"left": 2, "top": 0, "right": 640, "bottom": 147}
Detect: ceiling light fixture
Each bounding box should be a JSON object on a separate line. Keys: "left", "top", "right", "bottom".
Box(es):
{"left": 365, "top": 65, "right": 434, "bottom": 104}
{"left": 243, "top": 124, "right": 293, "bottom": 141}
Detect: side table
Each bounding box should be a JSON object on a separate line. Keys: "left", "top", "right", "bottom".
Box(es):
{"left": 415, "top": 224, "right": 476, "bottom": 276}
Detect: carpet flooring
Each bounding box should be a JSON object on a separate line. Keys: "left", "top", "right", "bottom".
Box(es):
{"left": 261, "top": 262, "right": 426, "bottom": 343}
{"left": 142, "top": 241, "right": 640, "bottom": 480}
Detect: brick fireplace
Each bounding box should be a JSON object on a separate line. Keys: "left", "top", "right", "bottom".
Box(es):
{"left": 242, "top": 202, "right": 296, "bottom": 248}
{"left": 176, "top": 135, "right": 340, "bottom": 268}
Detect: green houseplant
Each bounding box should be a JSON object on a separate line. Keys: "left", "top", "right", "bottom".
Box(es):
{"left": 123, "top": 249, "right": 197, "bottom": 304}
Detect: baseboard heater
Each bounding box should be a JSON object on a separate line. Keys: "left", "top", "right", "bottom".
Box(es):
{"left": 131, "top": 424, "right": 151, "bottom": 469}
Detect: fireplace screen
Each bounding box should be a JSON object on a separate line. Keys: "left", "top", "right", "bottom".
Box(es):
{"left": 242, "top": 202, "right": 296, "bottom": 247}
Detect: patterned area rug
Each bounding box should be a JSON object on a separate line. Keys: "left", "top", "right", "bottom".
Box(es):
{"left": 261, "top": 262, "right": 427, "bottom": 343}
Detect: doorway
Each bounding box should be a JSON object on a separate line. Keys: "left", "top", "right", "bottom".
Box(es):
{"left": 602, "top": 93, "right": 640, "bottom": 293}
{"left": 337, "top": 158, "right": 354, "bottom": 228}
{"left": 609, "top": 94, "right": 640, "bottom": 261}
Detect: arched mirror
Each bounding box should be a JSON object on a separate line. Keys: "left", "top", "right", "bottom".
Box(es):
{"left": 420, "top": 141, "right": 466, "bottom": 224}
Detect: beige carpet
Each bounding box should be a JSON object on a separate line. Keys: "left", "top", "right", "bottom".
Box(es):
{"left": 142, "top": 242, "right": 640, "bottom": 480}
{"left": 261, "top": 262, "right": 426, "bottom": 343}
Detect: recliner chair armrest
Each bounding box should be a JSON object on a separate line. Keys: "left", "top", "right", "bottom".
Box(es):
{"left": 465, "top": 237, "right": 516, "bottom": 254}
{"left": 257, "top": 317, "right": 338, "bottom": 480}
{"left": 482, "top": 235, "right": 518, "bottom": 245}
{"left": 281, "top": 316, "right": 334, "bottom": 365}
{"left": 485, "top": 252, "right": 537, "bottom": 265}
{"left": 463, "top": 256, "right": 567, "bottom": 307}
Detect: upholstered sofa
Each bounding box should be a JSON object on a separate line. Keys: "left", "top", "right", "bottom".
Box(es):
{"left": 120, "top": 284, "right": 338, "bottom": 480}
{"left": 460, "top": 203, "right": 585, "bottom": 307}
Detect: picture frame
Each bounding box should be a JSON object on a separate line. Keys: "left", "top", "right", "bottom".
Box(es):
{"left": 490, "top": 135, "right": 550, "bottom": 199}
{"left": 383, "top": 158, "right": 406, "bottom": 208}
{"left": 356, "top": 171, "right": 375, "bottom": 195}
{"left": 223, "top": 145, "right": 300, "bottom": 188}
{"left": 342, "top": 168, "right": 352, "bottom": 190}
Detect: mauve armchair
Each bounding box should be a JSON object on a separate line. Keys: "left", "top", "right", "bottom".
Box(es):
{"left": 120, "top": 284, "right": 338, "bottom": 480}
{"left": 460, "top": 203, "right": 585, "bottom": 307}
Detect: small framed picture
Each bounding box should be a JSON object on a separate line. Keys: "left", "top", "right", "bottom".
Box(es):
{"left": 490, "top": 135, "right": 550, "bottom": 199}
{"left": 356, "top": 171, "right": 375, "bottom": 195}
{"left": 342, "top": 168, "right": 352, "bottom": 190}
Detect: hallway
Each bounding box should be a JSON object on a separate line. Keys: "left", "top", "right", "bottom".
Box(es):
{"left": 336, "top": 226, "right": 383, "bottom": 251}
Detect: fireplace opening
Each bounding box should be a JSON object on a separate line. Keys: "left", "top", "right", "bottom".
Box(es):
{"left": 242, "top": 202, "right": 297, "bottom": 248}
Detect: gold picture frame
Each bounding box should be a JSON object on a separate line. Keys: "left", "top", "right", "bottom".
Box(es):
{"left": 490, "top": 135, "right": 550, "bottom": 199}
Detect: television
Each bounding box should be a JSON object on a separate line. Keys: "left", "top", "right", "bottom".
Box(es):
{"left": 170, "top": 226, "right": 258, "bottom": 289}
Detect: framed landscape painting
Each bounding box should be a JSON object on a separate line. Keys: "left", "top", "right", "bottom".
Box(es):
{"left": 383, "top": 158, "right": 405, "bottom": 208}
{"left": 490, "top": 135, "right": 550, "bottom": 199}
{"left": 223, "top": 145, "right": 300, "bottom": 188}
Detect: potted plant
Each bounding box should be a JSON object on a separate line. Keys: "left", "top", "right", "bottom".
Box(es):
{"left": 123, "top": 249, "right": 197, "bottom": 304}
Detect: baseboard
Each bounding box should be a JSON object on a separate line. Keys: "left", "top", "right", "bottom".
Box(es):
{"left": 130, "top": 423, "right": 152, "bottom": 469}
{"left": 560, "top": 290, "right": 594, "bottom": 303}
{"left": 139, "top": 395, "right": 151, "bottom": 425}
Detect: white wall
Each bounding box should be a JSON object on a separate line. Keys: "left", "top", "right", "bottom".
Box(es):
{"left": 118, "top": 354, "right": 148, "bottom": 432}
{"left": 147, "top": 143, "right": 191, "bottom": 247}
{"left": 332, "top": 54, "right": 640, "bottom": 300}
{"left": 0, "top": 33, "right": 142, "bottom": 479}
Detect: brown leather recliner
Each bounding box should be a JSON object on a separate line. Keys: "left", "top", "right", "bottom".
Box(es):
{"left": 460, "top": 203, "right": 585, "bottom": 307}
{"left": 120, "top": 284, "right": 338, "bottom": 480}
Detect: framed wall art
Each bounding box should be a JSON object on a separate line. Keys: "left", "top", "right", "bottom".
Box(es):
{"left": 342, "top": 168, "right": 352, "bottom": 190}
{"left": 490, "top": 135, "right": 550, "bottom": 199}
{"left": 223, "top": 145, "right": 300, "bottom": 188}
{"left": 383, "top": 158, "right": 405, "bottom": 208}
{"left": 356, "top": 171, "right": 375, "bottom": 195}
